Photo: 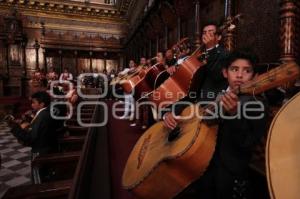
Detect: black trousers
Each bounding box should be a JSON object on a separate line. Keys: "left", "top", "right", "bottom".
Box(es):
{"left": 176, "top": 160, "right": 252, "bottom": 199}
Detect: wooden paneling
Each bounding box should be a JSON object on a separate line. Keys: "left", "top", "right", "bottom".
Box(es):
{"left": 236, "top": 0, "right": 280, "bottom": 63}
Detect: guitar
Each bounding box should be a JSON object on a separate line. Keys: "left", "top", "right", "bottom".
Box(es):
{"left": 147, "top": 14, "right": 242, "bottom": 107}
{"left": 116, "top": 38, "right": 191, "bottom": 99}
{"left": 117, "top": 65, "right": 150, "bottom": 94}
{"left": 110, "top": 65, "right": 146, "bottom": 86}
{"left": 122, "top": 62, "right": 300, "bottom": 199}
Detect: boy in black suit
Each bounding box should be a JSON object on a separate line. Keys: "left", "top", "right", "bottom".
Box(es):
{"left": 169, "top": 49, "right": 268, "bottom": 198}
{"left": 10, "top": 91, "right": 60, "bottom": 156}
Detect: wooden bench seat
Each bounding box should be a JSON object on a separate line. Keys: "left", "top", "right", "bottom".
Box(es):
{"left": 32, "top": 151, "right": 81, "bottom": 183}
{"left": 58, "top": 136, "right": 85, "bottom": 152}
{"left": 2, "top": 179, "right": 72, "bottom": 199}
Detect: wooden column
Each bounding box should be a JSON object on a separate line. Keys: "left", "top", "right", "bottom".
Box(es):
{"left": 34, "top": 40, "right": 40, "bottom": 70}
{"left": 21, "top": 41, "right": 27, "bottom": 77}
{"left": 118, "top": 53, "right": 121, "bottom": 69}
{"left": 279, "top": 0, "right": 297, "bottom": 62}
{"left": 143, "top": 43, "right": 147, "bottom": 58}
{"left": 89, "top": 51, "right": 93, "bottom": 72}
{"left": 156, "top": 36, "right": 159, "bottom": 53}
{"left": 194, "top": 0, "right": 201, "bottom": 48}
{"left": 58, "top": 49, "right": 62, "bottom": 73}
{"left": 21, "top": 41, "right": 27, "bottom": 97}
{"left": 104, "top": 52, "right": 107, "bottom": 70}
{"left": 123, "top": 50, "right": 127, "bottom": 69}
{"left": 43, "top": 49, "right": 47, "bottom": 73}
{"left": 164, "top": 26, "right": 168, "bottom": 51}
{"left": 74, "top": 50, "right": 78, "bottom": 76}
{"left": 177, "top": 17, "right": 181, "bottom": 41}
{"left": 5, "top": 43, "right": 9, "bottom": 75}
{"left": 223, "top": 0, "right": 235, "bottom": 51}
{"left": 148, "top": 41, "right": 152, "bottom": 58}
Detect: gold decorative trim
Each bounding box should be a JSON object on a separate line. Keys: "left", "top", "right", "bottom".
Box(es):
{"left": 0, "top": 0, "right": 130, "bottom": 22}
{"left": 26, "top": 21, "right": 127, "bottom": 35}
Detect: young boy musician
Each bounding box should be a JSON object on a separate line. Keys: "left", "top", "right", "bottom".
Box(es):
{"left": 168, "top": 49, "right": 268, "bottom": 199}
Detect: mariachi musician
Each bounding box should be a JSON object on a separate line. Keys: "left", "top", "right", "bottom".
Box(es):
{"left": 32, "top": 68, "right": 46, "bottom": 83}
{"left": 165, "top": 49, "right": 177, "bottom": 75}
{"left": 119, "top": 60, "right": 137, "bottom": 120}
{"left": 162, "top": 21, "right": 262, "bottom": 199}
{"left": 135, "top": 57, "right": 152, "bottom": 129}
{"left": 8, "top": 91, "right": 61, "bottom": 156}
{"left": 163, "top": 22, "right": 228, "bottom": 121}
{"left": 46, "top": 67, "right": 58, "bottom": 88}
{"left": 59, "top": 68, "right": 73, "bottom": 82}
{"left": 46, "top": 67, "right": 58, "bottom": 81}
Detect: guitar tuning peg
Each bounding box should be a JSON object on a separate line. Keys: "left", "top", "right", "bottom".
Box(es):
{"left": 229, "top": 24, "right": 236, "bottom": 30}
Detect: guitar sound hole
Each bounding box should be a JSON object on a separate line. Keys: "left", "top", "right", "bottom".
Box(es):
{"left": 168, "top": 126, "right": 181, "bottom": 142}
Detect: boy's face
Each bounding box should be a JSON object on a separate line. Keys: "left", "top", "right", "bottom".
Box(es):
{"left": 223, "top": 58, "right": 254, "bottom": 90}
{"left": 31, "top": 99, "right": 45, "bottom": 111}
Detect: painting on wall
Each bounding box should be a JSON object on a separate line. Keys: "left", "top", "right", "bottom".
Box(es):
{"left": 26, "top": 49, "right": 36, "bottom": 75}
{"left": 106, "top": 59, "right": 118, "bottom": 73}
{"left": 0, "top": 47, "right": 3, "bottom": 70}
{"left": 78, "top": 58, "right": 90, "bottom": 73}
{"left": 9, "top": 44, "right": 20, "bottom": 66}
{"left": 92, "top": 59, "right": 105, "bottom": 72}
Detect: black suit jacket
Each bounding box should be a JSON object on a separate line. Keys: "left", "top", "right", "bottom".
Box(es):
{"left": 11, "top": 107, "right": 59, "bottom": 154}
{"left": 197, "top": 45, "right": 228, "bottom": 99}
{"left": 162, "top": 45, "right": 228, "bottom": 117}
{"left": 213, "top": 95, "right": 268, "bottom": 176}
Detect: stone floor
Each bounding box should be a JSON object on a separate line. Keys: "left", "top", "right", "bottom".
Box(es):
{"left": 0, "top": 122, "right": 31, "bottom": 198}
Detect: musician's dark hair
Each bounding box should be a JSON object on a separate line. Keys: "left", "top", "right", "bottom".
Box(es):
{"left": 223, "top": 48, "right": 259, "bottom": 73}
{"left": 202, "top": 21, "right": 221, "bottom": 35}
{"left": 31, "top": 91, "right": 51, "bottom": 107}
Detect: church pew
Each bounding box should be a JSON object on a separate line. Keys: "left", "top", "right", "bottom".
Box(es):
{"left": 69, "top": 105, "right": 111, "bottom": 199}
{"left": 2, "top": 179, "right": 72, "bottom": 199}
{"left": 65, "top": 118, "right": 92, "bottom": 126}
{"left": 71, "top": 112, "right": 94, "bottom": 119}
{"left": 66, "top": 126, "right": 89, "bottom": 136}
{"left": 32, "top": 151, "right": 81, "bottom": 183}
{"left": 58, "top": 136, "right": 85, "bottom": 152}
{"left": 30, "top": 100, "right": 95, "bottom": 183}
{"left": 78, "top": 109, "right": 94, "bottom": 114}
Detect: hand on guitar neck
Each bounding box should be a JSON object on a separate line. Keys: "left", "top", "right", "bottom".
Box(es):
{"left": 219, "top": 91, "right": 238, "bottom": 115}
{"left": 166, "top": 66, "right": 177, "bottom": 75}
{"left": 163, "top": 112, "right": 178, "bottom": 130}
{"left": 163, "top": 91, "right": 239, "bottom": 130}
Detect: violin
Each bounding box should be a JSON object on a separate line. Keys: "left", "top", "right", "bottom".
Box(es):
{"left": 3, "top": 110, "right": 35, "bottom": 130}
